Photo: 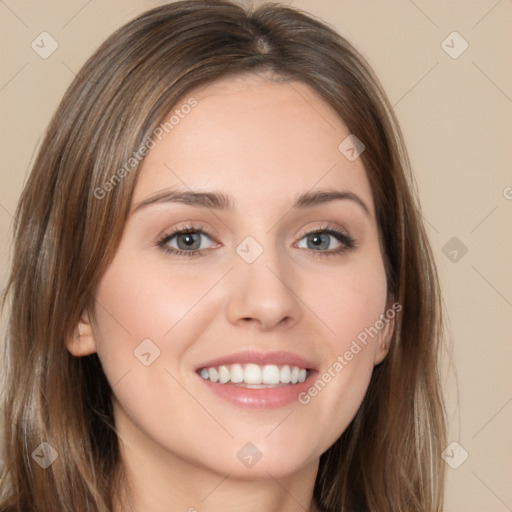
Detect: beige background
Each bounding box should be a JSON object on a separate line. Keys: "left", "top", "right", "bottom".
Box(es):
{"left": 1, "top": 1, "right": 511, "bottom": 510}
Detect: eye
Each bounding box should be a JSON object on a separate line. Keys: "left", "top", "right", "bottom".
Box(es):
{"left": 296, "top": 226, "right": 355, "bottom": 256}
{"left": 157, "top": 226, "right": 217, "bottom": 256}
{"left": 156, "top": 224, "right": 356, "bottom": 258}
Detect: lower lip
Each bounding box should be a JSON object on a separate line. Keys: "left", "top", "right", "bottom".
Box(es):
{"left": 198, "top": 373, "right": 316, "bottom": 409}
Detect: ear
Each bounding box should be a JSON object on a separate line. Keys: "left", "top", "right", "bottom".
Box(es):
{"left": 373, "top": 304, "right": 396, "bottom": 366}
{"left": 66, "top": 309, "right": 97, "bottom": 357}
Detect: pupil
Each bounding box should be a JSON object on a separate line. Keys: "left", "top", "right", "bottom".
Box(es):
{"left": 309, "top": 233, "right": 328, "bottom": 250}
{"left": 179, "top": 233, "right": 199, "bottom": 249}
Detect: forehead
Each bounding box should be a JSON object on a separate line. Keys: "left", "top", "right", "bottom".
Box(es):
{"left": 132, "top": 74, "right": 374, "bottom": 215}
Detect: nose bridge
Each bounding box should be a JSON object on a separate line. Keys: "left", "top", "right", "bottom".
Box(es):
{"left": 225, "top": 232, "right": 302, "bottom": 330}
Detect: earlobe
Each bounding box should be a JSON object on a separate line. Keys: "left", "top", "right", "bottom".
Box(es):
{"left": 66, "top": 309, "right": 97, "bottom": 357}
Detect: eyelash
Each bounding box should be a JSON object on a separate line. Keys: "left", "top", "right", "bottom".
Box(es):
{"left": 156, "top": 224, "right": 356, "bottom": 258}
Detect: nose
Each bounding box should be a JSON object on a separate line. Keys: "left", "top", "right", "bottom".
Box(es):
{"left": 225, "top": 244, "right": 302, "bottom": 332}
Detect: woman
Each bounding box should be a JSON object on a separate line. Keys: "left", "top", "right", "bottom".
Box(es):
{"left": 0, "top": 1, "right": 446, "bottom": 511}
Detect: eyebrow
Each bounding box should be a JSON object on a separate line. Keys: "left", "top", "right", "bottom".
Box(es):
{"left": 131, "top": 188, "right": 370, "bottom": 217}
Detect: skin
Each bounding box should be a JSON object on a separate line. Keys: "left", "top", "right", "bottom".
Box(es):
{"left": 68, "top": 73, "right": 393, "bottom": 512}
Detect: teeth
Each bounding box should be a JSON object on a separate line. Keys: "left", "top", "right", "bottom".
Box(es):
{"left": 230, "top": 363, "right": 244, "bottom": 383}
{"left": 244, "top": 364, "right": 262, "bottom": 384}
{"left": 218, "top": 365, "right": 230, "bottom": 384}
{"left": 198, "top": 363, "right": 309, "bottom": 386}
{"left": 208, "top": 367, "right": 219, "bottom": 383}
{"left": 262, "top": 364, "right": 280, "bottom": 385}
{"left": 280, "top": 365, "right": 291, "bottom": 383}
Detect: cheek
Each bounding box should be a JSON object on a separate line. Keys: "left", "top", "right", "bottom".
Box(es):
{"left": 325, "top": 278, "right": 386, "bottom": 334}
{"left": 313, "top": 248, "right": 388, "bottom": 353}
{"left": 295, "top": 249, "right": 388, "bottom": 448}
{"left": 88, "top": 251, "right": 229, "bottom": 417}
{"left": 91, "top": 253, "right": 212, "bottom": 355}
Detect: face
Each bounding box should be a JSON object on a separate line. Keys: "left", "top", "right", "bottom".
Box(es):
{"left": 70, "top": 74, "right": 393, "bottom": 480}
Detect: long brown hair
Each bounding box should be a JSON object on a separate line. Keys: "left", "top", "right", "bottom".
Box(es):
{"left": 0, "top": 1, "right": 446, "bottom": 510}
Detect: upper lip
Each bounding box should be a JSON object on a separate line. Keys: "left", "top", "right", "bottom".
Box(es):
{"left": 195, "top": 350, "right": 317, "bottom": 371}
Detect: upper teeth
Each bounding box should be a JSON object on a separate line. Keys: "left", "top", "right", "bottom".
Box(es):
{"left": 199, "top": 364, "right": 308, "bottom": 385}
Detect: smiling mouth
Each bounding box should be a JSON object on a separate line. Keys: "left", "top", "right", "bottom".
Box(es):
{"left": 197, "top": 363, "right": 310, "bottom": 388}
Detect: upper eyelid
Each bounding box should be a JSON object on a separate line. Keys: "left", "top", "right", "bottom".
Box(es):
{"left": 157, "top": 224, "right": 210, "bottom": 240}
{"left": 160, "top": 224, "right": 347, "bottom": 238}
{"left": 158, "top": 227, "right": 215, "bottom": 246}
